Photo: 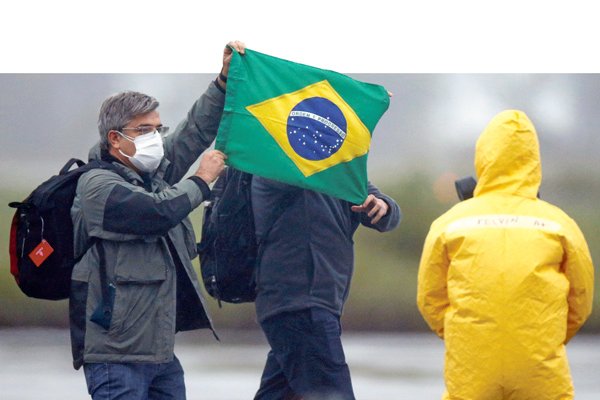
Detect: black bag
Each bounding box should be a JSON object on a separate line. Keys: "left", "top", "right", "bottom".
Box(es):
{"left": 454, "top": 176, "right": 478, "bottom": 201}
{"left": 197, "top": 167, "right": 258, "bottom": 306}
{"left": 8, "top": 158, "right": 119, "bottom": 300}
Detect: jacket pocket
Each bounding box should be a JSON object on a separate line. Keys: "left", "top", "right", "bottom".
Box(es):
{"left": 113, "top": 240, "right": 168, "bottom": 283}
{"left": 108, "top": 241, "right": 169, "bottom": 343}
{"left": 108, "top": 279, "right": 165, "bottom": 344}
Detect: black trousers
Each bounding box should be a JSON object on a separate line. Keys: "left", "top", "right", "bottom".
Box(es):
{"left": 254, "top": 308, "right": 355, "bottom": 400}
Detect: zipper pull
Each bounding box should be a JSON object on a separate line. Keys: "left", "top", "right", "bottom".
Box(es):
{"left": 210, "top": 275, "right": 222, "bottom": 308}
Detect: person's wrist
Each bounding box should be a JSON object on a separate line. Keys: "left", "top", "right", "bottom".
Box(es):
{"left": 216, "top": 74, "right": 227, "bottom": 91}
{"left": 188, "top": 176, "right": 211, "bottom": 199}
{"left": 196, "top": 172, "right": 211, "bottom": 184}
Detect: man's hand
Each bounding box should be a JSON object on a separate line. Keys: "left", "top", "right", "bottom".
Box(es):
{"left": 218, "top": 40, "right": 246, "bottom": 89}
{"left": 351, "top": 194, "right": 389, "bottom": 224}
{"left": 195, "top": 150, "right": 226, "bottom": 184}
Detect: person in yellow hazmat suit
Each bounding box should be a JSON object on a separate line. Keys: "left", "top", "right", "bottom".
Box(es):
{"left": 417, "top": 110, "right": 594, "bottom": 400}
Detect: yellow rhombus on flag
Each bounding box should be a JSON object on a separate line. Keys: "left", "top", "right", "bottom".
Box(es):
{"left": 246, "top": 80, "right": 371, "bottom": 177}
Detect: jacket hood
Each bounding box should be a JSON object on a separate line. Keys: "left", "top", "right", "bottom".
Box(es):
{"left": 474, "top": 110, "right": 541, "bottom": 198}
{"left": 88, "top": 143, "right": 102, "bottom": 162}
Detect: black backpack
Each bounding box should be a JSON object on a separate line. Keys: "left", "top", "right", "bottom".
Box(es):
{"left": 8, "top": 158, "right": 120, "bottom": 300}
{"left": 197, "top": 167, "right": 258, "bottom": 306}
{"left": 197, "top": 167, "right": 293, "bottom": 306}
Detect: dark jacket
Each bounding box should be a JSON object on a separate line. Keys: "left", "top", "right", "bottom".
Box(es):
{"left": 251, "top": 177, "right": 401, "bottom": 322}
{"left": 69, "top": 82, "right": 224, "bottom": 369}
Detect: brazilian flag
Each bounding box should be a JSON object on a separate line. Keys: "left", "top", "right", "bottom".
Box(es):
{"left": 215, "top": 48, "right": 390, "bottom": 204}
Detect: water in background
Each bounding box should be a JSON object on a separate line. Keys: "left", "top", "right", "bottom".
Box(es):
{"left": 0, "top": 329, "right": 598, "bottom": 399}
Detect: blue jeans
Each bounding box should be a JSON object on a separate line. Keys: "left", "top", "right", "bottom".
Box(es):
{"left": 254, "top": 308, "right": 355, "bottom": 400}
{"left": 83, "top": 356, "right": 186, "bottom": 400}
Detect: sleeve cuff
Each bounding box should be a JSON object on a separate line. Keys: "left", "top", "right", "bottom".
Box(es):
{"left": 380, "top": 196, "right": 402, "bottom": 228}
{"left": 188, "top": 176, "right": 212, "bottom": 200}
{"left": 213, "top": 78, "right": 226, "bottom": 94}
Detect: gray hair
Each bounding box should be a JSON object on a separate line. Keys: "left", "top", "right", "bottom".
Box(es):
{"left": 97, "top": 91, "right": 159, "bottom": 151}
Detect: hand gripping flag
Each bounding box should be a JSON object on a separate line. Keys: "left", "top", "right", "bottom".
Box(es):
{"left": 215, "top": 48, "right": 390, "bottom": 204}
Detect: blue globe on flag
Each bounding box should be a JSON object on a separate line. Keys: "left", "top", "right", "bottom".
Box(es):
{"left": 286, "top": 97, "right": 347, "bottom": 161}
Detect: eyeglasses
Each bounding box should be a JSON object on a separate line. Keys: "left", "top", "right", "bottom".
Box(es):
{"left": 121, "top": 125, "right": 170, "bottom": 136}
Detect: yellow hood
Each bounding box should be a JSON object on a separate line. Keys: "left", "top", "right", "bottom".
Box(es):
{"left": 474, "top": 110, "right": 541, "bottom": 198}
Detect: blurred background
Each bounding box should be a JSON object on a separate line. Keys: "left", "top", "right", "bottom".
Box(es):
{"left": 1, "top": 74, "right": 599, "bottom": 398}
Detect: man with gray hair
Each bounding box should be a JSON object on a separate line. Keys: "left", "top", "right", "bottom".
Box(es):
{"left": 69, "top": 41, "right": 246, "bottom": 399}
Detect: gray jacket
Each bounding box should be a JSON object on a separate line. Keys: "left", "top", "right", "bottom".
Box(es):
{"left": 251, "top": 177, "right": 401, "bottom": 323}
{"left": 69, "top": 82, "right": 224, "bottom": 369}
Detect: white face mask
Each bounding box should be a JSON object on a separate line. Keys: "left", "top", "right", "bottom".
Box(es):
{"left": 117, "top": 130, "right": 165, "bottom": 173}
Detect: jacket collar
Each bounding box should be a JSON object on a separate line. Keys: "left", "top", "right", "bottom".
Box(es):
{"left": 88, "top": 142, "right": 171, "bottom": 185}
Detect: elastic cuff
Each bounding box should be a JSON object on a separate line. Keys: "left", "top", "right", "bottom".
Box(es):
{"left": 214, "top": 78, "right": 226, "bottom": 94}
{"left": 188, "top": 176, "right": 212, "bottom": 200}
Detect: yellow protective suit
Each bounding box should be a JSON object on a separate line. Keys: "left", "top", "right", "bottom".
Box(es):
{"left": 417, "top": 110, "right": 594, "bottom": 400}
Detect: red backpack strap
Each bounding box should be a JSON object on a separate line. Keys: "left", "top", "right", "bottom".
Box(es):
{"left": 9, "top": 211, "right": 20, "bottom": 284}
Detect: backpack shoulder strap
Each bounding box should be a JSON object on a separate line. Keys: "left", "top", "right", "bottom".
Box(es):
{"left": 59, "top": 158, "right": 86, "bottom": 175}
{"left": 78, "top": 160, "right": 128, "bottom": 326}
{"left": 74, "top": 159, "right": 132, "bottom": 261}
